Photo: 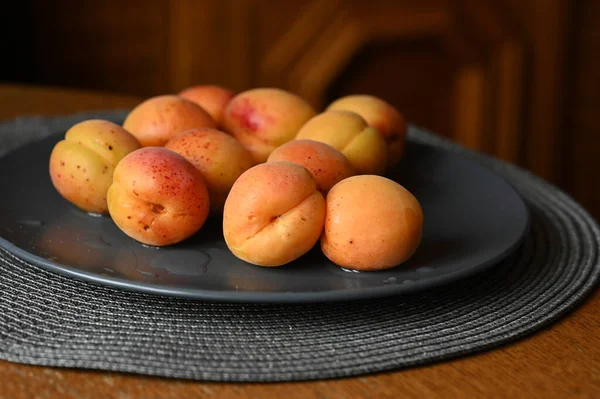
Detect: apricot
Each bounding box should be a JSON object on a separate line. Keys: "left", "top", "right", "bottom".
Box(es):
{"left": 223, "top": 161, "right": 325, "bottom": 267}
{"left": 107, "top": 147, "right": 210, "bottom": 246}
{"left": 295, "top": 110, "right": 387, "bottom": 175}
{"left": 178, "top": 84, "right": 235, "bottom": 126}
{"left": 123, "top": 95, "right": 216, "bottom": 147}
{"left": 267, "top": 139, "right": 355, "bottom": 193}
{"left": 321, "top": 175, "right": 423, "bottom": 271}
{"left": 165, "top": 128, "right": 255, "bottom": 212}
{"left": 222, "top": 88, "right": 316, "bottom": 163}
{"left": 327, "top": 95, "right": 406, "bottom": 166}
{"left": 49, "top": 119, "right": 141, "bottom": 214}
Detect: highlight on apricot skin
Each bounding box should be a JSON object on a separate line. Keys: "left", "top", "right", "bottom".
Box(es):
{"left": 327, "top": 94, "right": 407, "bottom": 167}
{"left": 222, "top": 88, "right": 316, "bottom": 163}
{"left": 223, "top": 161, "right": 326, "bottom": 267}
{"left": 267, "top": 139, "right": 355, "bottom": 193}
{"left": 321, "top": 175, "right": 423, "bottom": 271}
{"left": 178, "top": 84, "right": 236, "bottom": 126}
{"left": 123, "top": 95, "right": 216, "bottom": 147}
{"left": 106, "top": 147, "right": 210, "bottom": 247}
{"left": 295, "top": 110, "right": 387, "bottom": 175}
{"left": 165, "top": 127, "right": 255, "bottom": 213}
{"left": 49, "top": 119, "right": 141, "bottom": 214}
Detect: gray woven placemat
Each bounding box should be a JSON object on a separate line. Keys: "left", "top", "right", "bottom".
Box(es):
{"left": 0, "top": 111, "right": 599, "bottom": 382}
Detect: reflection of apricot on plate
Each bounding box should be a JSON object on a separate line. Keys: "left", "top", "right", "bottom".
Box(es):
{"left": 112, "top": 249, "right": 159, "bottom": 281}
{"left": 37, "top": 218, "right": 103, "bottom": 268}
{"left": 224, "top": 271, "right": 279, "bottom": 292}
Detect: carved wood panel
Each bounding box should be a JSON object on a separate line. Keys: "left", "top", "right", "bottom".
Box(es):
{"left": 252, "top": 0, "right": 527, "bottom": 164}
{"left": 8, "top": 0, "right": 571, "bottom": 184}
{"left": 25, "top": 0, "right": 171, "bottom": 96}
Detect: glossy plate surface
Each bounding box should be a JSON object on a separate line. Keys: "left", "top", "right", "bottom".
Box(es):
{"left": 0, "top": 135, "right": 529, "bottom": 303}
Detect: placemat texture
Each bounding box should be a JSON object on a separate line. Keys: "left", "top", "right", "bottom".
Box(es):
{"left": 0, "top": 111, "right": 598, "bottom": 382}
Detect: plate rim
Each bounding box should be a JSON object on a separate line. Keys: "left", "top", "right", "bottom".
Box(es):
{"left": 0, "top": 136, "right": 531, "bottom": 303}
{"left": 0, "top": 228, "right": 528, "bottom": 303}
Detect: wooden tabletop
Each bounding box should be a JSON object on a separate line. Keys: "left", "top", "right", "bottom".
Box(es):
{"left": 1, "top": 83, "right": 599, "bottom": 399}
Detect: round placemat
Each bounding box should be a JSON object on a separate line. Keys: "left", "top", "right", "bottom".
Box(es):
{"left": 0, "top": 111, "right": 599, "bottom": 382}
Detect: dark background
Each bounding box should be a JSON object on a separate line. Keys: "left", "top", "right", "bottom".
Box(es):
{"left": 1, "top": 0, "right": 599, "bottom": 217}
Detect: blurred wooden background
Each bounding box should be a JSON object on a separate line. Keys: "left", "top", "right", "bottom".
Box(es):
{"left": 1, "top": 0, "right": 599, "bottom": 218}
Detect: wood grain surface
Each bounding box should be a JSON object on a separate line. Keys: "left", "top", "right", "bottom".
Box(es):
{"left": 2, "top": 0, "right": 568, "bottom": 182}
{"left": 0, "top": 84, "right": 599, "bottom": 398}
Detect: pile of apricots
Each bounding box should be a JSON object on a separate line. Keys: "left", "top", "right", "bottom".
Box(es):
{"left": 49, "top": 86, "right": 423, "bottom": 271}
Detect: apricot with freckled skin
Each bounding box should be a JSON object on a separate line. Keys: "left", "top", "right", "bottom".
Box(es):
{"left": 321, "top": 175, "right": 423, "bottom": 271}
{"left": 107, "top": 147, "right": 210, "bottom": 246}
{"left": 222, "top": 88, "right": 316, "bottom": 163}
{"left": 295, "top": 110, "right": 388, "bottom": 175}
{"left": 267, "top": 139, "right": 355, "bottom": 194}
{"left": 327, "top": 95, "right": 407, "bottom": 167}
{"left": 49, "top": 119, "right": 141, "bottom": 214}
{"left": 178, "top": 85, "right": 236, "bottom": 126}
{"left": 165, "top": 128, "right": 255, "bottom": 213}
{"left": 223, "top": 161, "right": 326, "bottom": 267}
{"left": 123, "top": 95, "right": 216, "bottom": 147}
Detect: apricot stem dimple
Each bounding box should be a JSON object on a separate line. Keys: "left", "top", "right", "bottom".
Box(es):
{"left": 151, "top": 203, "right": 166, "bottom": 214}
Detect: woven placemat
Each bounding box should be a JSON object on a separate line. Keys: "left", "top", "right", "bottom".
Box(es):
{"left": 0, "top": 111, "right": 599, "bottom": 382}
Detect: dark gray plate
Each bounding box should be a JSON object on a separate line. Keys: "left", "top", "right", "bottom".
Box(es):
{"left": 0, "top": 134, "right": 529, "bottom": 303}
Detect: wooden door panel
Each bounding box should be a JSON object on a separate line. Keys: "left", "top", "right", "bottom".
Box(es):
{"left": 325, "top": 38, "right": 457, "bottom": 140}
{"left": 7, "top": 0, "right": 572, "bottom": 187}
{"left": 26, "top": 0, "right": 170, "bottom": 96}
{"left": 253, "top": 0, "right": 527, "bottom": 162}
{"left": 14, "top": 0, "right": 531, "bottom": 161}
